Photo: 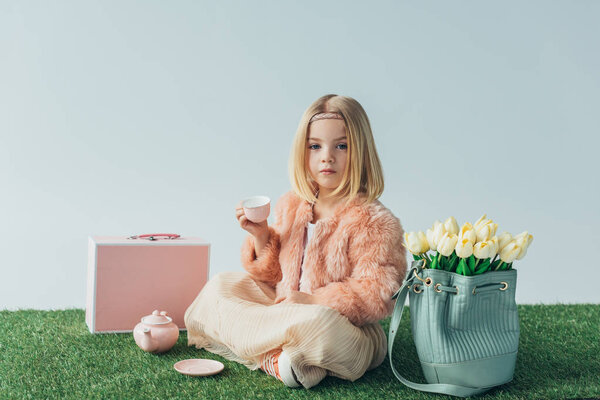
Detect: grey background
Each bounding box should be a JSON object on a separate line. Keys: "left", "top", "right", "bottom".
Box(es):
{"left": 1, "top": 1, "right": 599, "bottom": 310}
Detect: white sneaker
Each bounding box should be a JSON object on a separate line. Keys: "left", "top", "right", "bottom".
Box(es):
{"left": 278, "top": 350, "right": 301, "bottom": 388}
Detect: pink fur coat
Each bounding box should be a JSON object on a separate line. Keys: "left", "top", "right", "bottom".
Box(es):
{"left": 240, "top": 190, "right": 407, "bottom": 326}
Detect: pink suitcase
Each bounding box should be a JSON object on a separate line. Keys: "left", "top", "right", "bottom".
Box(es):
{"left": 86, "top": 233, "right": 210, "bottom": 333}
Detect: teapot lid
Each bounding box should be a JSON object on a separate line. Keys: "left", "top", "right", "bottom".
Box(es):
{"left": 142, "top": 310, "right": 173, "bottom": 325}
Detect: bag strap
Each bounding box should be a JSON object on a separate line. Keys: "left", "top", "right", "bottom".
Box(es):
{"left": 388, "top": 260, "right": 490, "bottom": 397}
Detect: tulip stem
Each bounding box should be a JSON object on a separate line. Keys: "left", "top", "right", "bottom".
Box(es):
{"left": 495, "top": 261, "right": 504, "bottom": 271}
{"left": 421, "top": 253, "right": 431, "bottom": 264}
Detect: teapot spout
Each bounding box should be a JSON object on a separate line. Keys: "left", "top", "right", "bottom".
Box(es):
{"left": 140, "top": 327, "right": 159, "bottom": 353}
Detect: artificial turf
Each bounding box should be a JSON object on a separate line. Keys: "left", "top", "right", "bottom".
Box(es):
{"left": 0, "top": 305, "right": 598, "bottom": 399}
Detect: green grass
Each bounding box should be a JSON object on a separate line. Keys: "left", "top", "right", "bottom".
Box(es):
{"left": 1, "top": 305, "right": 598, "bottom": 400}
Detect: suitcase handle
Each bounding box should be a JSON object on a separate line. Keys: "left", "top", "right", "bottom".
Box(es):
{"left": 127, "top": 233, "right": 181, "bottom": 241}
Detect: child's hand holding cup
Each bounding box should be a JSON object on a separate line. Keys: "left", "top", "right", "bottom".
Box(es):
{"left": 235, "top": 195, "right": 271, "bottom": 239}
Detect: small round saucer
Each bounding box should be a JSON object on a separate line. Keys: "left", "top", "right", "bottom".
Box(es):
{"left": 174, "top": 359, "right": 224, "bottom": 377}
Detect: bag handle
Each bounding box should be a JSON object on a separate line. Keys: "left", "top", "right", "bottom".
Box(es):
{"left": 388, "top": 259, "right": 490, "bottom": 397}
{"left": 127, "top": 233, "right": 181, "bottom": 241}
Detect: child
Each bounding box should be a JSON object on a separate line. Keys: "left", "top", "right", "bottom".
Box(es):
{"left": 184, "top": 94, "right": 407, "bottom": 389}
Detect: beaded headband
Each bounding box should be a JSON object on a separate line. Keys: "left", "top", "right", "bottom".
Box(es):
{"left": 309, "top": 112, "right": 344, "bottom": 123}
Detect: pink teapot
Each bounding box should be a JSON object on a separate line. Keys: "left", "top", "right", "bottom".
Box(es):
{"left": 133, "top": 310, "right": 179, "bottom": 353}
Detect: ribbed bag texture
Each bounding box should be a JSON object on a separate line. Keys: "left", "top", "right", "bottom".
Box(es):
{"left": 388, "top": 260, "right": 520, "bottom": 397}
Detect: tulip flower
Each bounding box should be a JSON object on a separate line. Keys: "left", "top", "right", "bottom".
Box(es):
{"left": 473, "top": 240, "right": 495, "bottom": 259}
{"left": 427, "top": 220, "right": 446, "bottom": 253}
{"left": 475, "top": 222, "right": 498, "bottom": 243}
{"left": 514, "top": 231, "right": 533, "bottom": 260}
{"left": 432, "top": 222, "right": 447, "bottom": 251}
{"left": 444, "top": 216, "right": 459, "bottom": 236}
{"left": 499, "top": 240, "right": 520, "bottom": 263}
{"left": 455, "top": 237, "right": 474, "bottom": 258}
{"left": 426, "top": 220, "right": 443, "bottom": 252}
{"left": 473, "top": 214, "right": 487, "bottom": 230}
{"left": 473, "top": 214, "right": 498, "bottom": 242}
{"left": 488, "top": 236, "right": 499, "bottom": 257}
{"left": 437, "top": 232, "right": 458, "bottom": 257}
{"left": 404, "top": 231, "right": 430, "bottom": 255}
{"left": 458, "top": 222, "right": 477, "bottom": 243}
{"left": 497, "top": 232, "right": 513, "bottom": 252}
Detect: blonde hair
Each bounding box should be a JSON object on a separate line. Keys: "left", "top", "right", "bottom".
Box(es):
{"left": 289, "top": 94, "right": 385, "bottom": 206}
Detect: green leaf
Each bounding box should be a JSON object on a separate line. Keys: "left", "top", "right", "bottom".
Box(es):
{"left": 449, "top": 254, "right": 459, "bottom": 273}
{"left": 457, "top": 258, "right": 467, "bottom": 276}
{"left": 440, "top": 255, "right": 450, "bottom": 271}
{"left": 474, "top": 258, "right": 491, "bottom": 275}
{"left": 467, "top": 255, "right": 476, "bottom": 276}
{"left": 431, "top": 254, "right": 439, "bottom": 270}
{"left": 413, "top": 254, "right": 420, "bottom": 261}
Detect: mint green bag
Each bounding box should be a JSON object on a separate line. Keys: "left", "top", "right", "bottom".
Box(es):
{"left": 388, "top": 259, "right": 519, "bottom": 397}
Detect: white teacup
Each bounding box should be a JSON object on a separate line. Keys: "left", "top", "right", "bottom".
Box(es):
{"left": 242, "top": 195, "right": 271, "bottom": 223}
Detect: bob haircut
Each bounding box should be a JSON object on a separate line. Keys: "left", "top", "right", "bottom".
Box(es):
{"left": 289, "top": 94, "right": 385, "bottom": 206}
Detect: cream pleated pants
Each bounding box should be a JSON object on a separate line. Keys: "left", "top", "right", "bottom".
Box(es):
{"left": 184, "top": 271, "right": 387, "bottom": 389}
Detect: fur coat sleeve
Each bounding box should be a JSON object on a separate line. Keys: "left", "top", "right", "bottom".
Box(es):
{"left": 239, "top": 193, "right": 287, "bottom": 287}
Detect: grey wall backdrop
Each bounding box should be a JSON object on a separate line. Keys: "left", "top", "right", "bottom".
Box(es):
{"left": 2, "top": 1, "right": 599, "bottom": 310}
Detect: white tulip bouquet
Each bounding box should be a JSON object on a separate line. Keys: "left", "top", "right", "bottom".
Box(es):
{"left": 403, "top": 214, "right": 533, "bottom": 275}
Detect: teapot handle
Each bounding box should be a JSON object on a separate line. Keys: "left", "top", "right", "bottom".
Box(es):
{"left": 127, "top": 233, "right": 180, "bottom": 241}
